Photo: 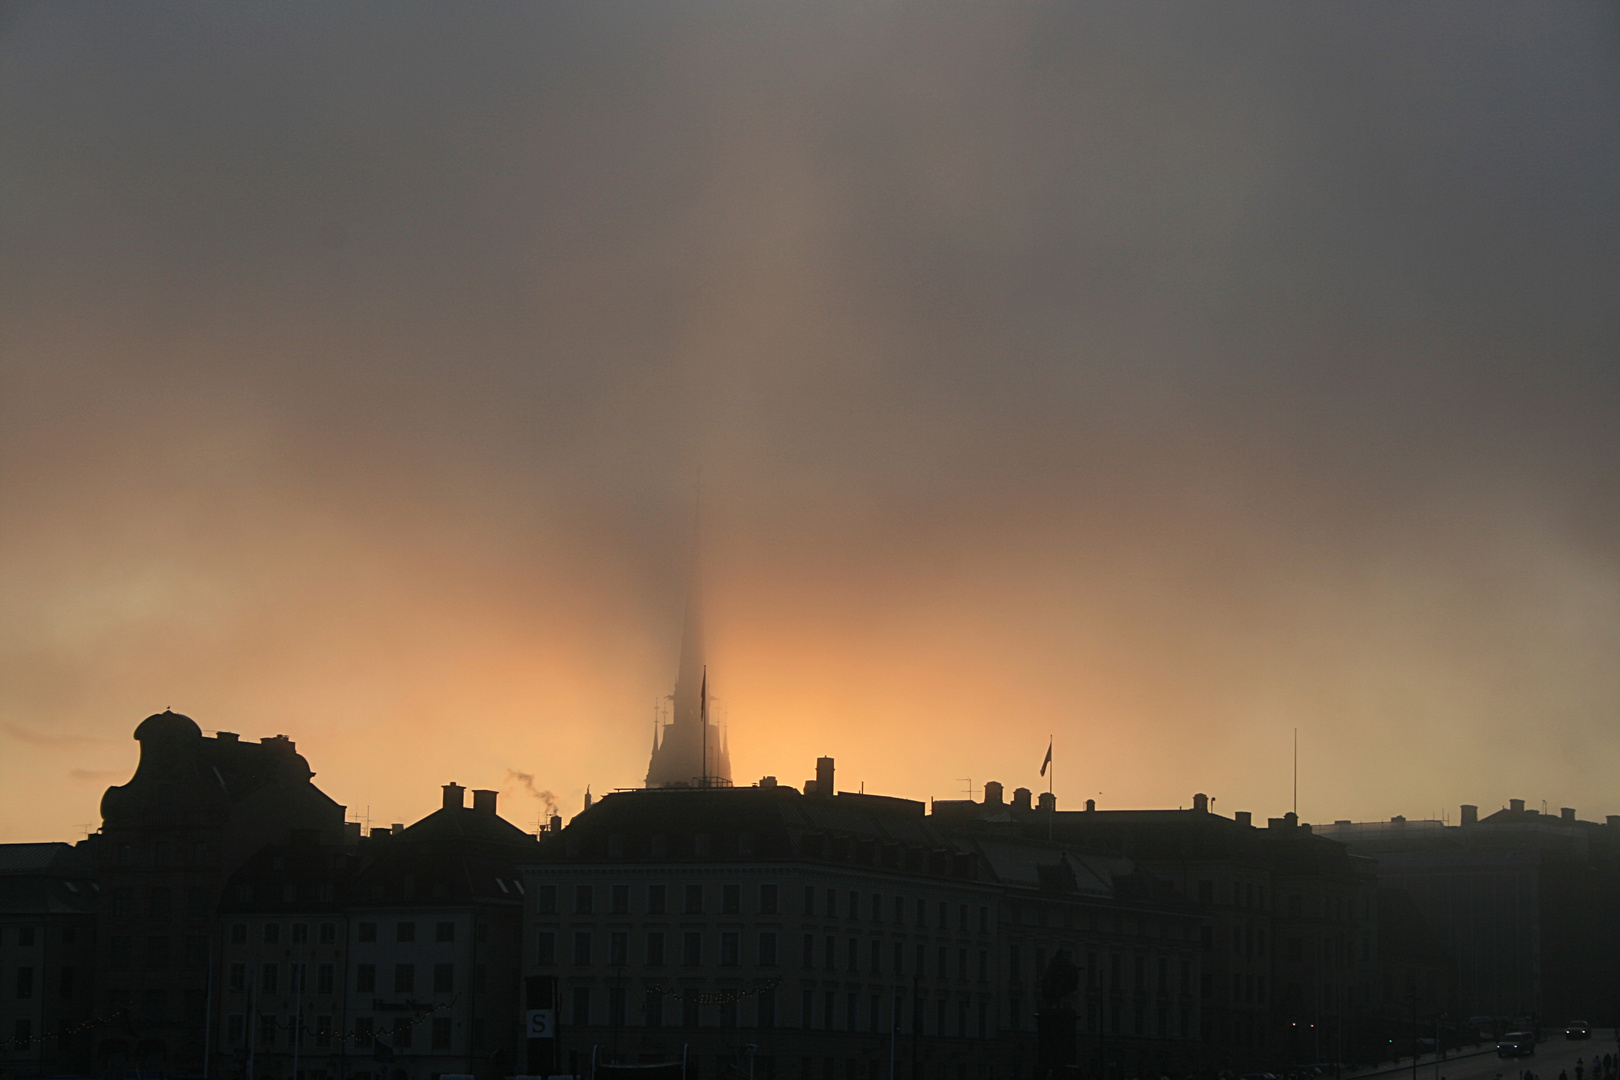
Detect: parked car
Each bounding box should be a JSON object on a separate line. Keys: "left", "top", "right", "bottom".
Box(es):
{"left": 1565, "top": 1022, "right": 1591, "bottom": 1040}
{"left": 1498, "top": 1032, "right": 1537, "bottom": 1058}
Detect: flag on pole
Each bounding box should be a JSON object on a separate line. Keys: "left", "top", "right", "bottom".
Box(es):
{"left": 1040, "top": 737, "right": 1052, "bottom": 777}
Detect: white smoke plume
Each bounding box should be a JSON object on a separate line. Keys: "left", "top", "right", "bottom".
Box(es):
{"left": 506, "top": 769, "right": 559, "bottom": 819}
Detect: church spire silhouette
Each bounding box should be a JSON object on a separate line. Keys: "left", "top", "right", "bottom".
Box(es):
{"left": 645, "top": 500, "right": 731, "bottom": 787}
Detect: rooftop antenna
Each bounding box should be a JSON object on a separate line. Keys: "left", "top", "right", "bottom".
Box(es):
{"left": 700, "top": 666, "right": 709, "bottom": 788}
{"left": 959, "top": 778, "right": 974, "bottom": 800}
{"left": 1293, "top": 727, "right": 1298, "bottom": 817}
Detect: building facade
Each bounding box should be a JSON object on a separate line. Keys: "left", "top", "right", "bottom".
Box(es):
{"left": 215, "top": 784, "right": 534, "bottom": 1080}
{"left": 521, "top": 764, "right": 1205, "bottom": 1080}
{"left": 90, "top": 711, "right": 351, "bottom": 1074}
{"left": 0, "top": 843, "right": 100, "bottom": 1077}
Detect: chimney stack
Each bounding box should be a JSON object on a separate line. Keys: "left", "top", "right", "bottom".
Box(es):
{"left": 549, "top": 814, "right": 563, "bottom": 833}
{"left": 1085, "top": 798, "right": 1095, "bottom": 812}
{"left": 1235, "top": 811, "right": 1252, "bottom": 828}
{"left": 442, "top": 783, "right": 466, "bottom": 810}
{"left": 391, "top": 823, "right": 403, "bottom": 834}
{"left": 473, "top": 789, "right": 498, "bottom": 815}
{"left": 1561, "top": 807, "right": 1576, "bottom": 823}
{"left": 1510, "top": 798, "right": 1525, "bottom": 813}
{"left": 816, "top": 757, "right": 835, "bottom": 798}
{"left": 1038, "top": 792, "right": 1056, "bottom": 812}
{"left": 983, "top": 781, "right": 1004, "bottom": 807}
{"left": 1192, "top": 793, "right": 1209, "bottom": 813}
{"left": 1461, "top": 804, "right": 1478, "bottom": 826}
{"left": 760, "top": 776, "right": 777, "bottom": 789}
{"left": 1012, "top": 787, "right": 1032, "bottom": 811}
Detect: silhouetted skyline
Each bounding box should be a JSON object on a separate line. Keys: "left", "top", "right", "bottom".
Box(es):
{"left": 2, "top": 4, "right": 1618, "bottom": 842}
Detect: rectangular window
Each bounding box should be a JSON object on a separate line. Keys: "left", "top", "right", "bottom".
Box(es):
{"left": 433, "top": 963, "right": 453, "bottom": 993}
{"left": 537, "top": 884, "right": 557, "bottom": 914}
{"left": 315, "top": 1015, "right": 333, "bottom": 1048}
{"left": 318, "top": 963, "right": 334, "bottom": 995}
{"left": 393, "top": 963, "right": 415, "bottom": 993}
{"left": 979, "top": 949, "right": 989, "bottom": 983}
{"left": 802, "top": 934, "right": 815, "bottom": 966}
{"left": 646, "top": 931, "right": 665, "bottom": 966}
{"left": 354, "top": 1017, "right": 373, "bottom": 1048}
{"left": 720, "top": 932, "right": 740, "bottom": 966}
{"left": 684, "top": 884, "right": 703, "bottom": 914}
{"left": 849, "top": 938, "right": 859, "bottom": 972}
{"left": 917, "top": 898, "right": 927, "bottom": 927}
{"left": 609, "top": 986, "right": 627, "bottom": 1028}
{"left": 610, "top": 932, "right": 628, "bottom": 967}
{"left": 759, "top": 931, "right": 778, "bottom": 966}
{"left": 319, "top": 923, "right": 336, "bottom": 945}
{"left": 849, "top": 891, "right": 860, "bottom": 919}
{"left": 264, "top": 923, "right": 280, "bottom": 945}
{"left": 536, "top": 932, "right": 556, "bottom": 965}
{"left": 229, "top": 963, "right": 246, "bottom": 993}
{"left": 894, "top": 896, "right": 905, "bottom": 925}
{"left": 356, "top": 964, "right": 375, "bottom": 993}
{"left": 803, "top": 885, "right": 815, "bottom": 915}
{"left": 757, "top": 987, "right": 776, "bottom": 1029}
{"left": 644, "top": 988, "right": 663, "bottom": 1027}
{"left": 916, "top": 943, "right": 926, "bottom": 976}
{"left": 261, "top": 964, "right": 278, "bottom": 993}
{"left": 824, "top": 990, "right": 836, "bottom": 1031}
{"left": 894, "top": 942, "right": 905, "bottom": 976}
{"left": 683, "top": 988, "right": 700, "bottom": 1028}
{"left": 145, "top": 935, "right": 169, "bottom": 970}
{"left": 575, "top": 884, "right": 594, "bottom": 915}
{"left": 722, "top": 884, "right": 740, "bottom": 914}
{"left": 60, "top": 965, "right": 75, "bottom": 999}
{"left": 847, "top": 992, "right": 858, "bottom": 1031}
{"left": 228, "top": 1014, "right": 245, "bottom": 1047}
{"left": 683, "top": 931, "right": 702, "bottom": 966}
{"left": 16, "top": 967, "right": 34, "bottom": 998}
{"left": 231, "top": 923, "right": 248, "bottom": 945}
{"left": 431, "top": 1017, "right": 452, "bottom": 1050}
{"left": 435, "top": 921, "right": 455, "bottom": 943}
{"left": 291, "top": 923, "right": 309, "bottom": 944}
{"left": 611, "top": 884, "right": 630, "bottom": 914}
{"left": 259, "top": 1014, "right": 277, "bottom": 1048}
{"left": 827, "top": 889, "right": 838, "bottom": 917}
{"left": 827, "top": 936, "right": 837, "bottom": 971}
{"left": 759, "top": 883, "right": 778, "bottom": 915}
{"left": 395, "top": 922, "right": 415, "bottom": 943}
{"left": 290, "top": 962, "right": 306, "bottom": 993}
{"left": 573, "top": 986, "right": 591, "bottom": 1026}
{"left": 648, "top": 884, "right": 666, "bottom": 914}
{"left": 358, "top": 922, "right": 376, "bottom": 943}
{"left": 574, "top": 931, "right": 593, "bottom": 966}
{"left": 872, "top": 894, "right": 883, "bottom": 922}
{"left": 393, "top": 1018, "right": 412, "bottom": 1049}
{"left": 801, "top": 988, "right": 814, "bottom": 1029}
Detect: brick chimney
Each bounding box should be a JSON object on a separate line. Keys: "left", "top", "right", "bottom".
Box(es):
{"left": 816, "top": 757, "right": 835, "bottom": 798}
{"left": 472, "top": 789, "right": 498, "bottom": 815}
{"left": 983, "top": 781, "right": 1004, "bottom": 807}
{"left": 1192, "top": 793, "right": 1209, "bottom": 813}
{"left": 1510, "top": 798, "right": 1525, "bottom": 813}
{"left": 1461, "top": 804, "right": 1478, "bottom": 826}
{"left": 1012, "top": 787, "right": 1032, "bottom": 811}
{"left": 1234, "top": 811, "right": 1252, "bottom": 827}
{"left": 442, "top": 782, "right": 466, "bottom": 810}
{"left": 1561, "top": 807, "right": 1576, "bottom": 823}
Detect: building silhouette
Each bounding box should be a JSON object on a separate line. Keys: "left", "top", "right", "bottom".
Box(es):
{"left": 89, "top": 710, "right": 350, "bottom": 1074}
{"left": 0, "top": 842, "right": 99, "bottom": 1074}
{"left": 215, "top": 782, "right": 536, "bottom": 1080}
{"left": 644, "top": 574, "right": 729, "bottom": 789}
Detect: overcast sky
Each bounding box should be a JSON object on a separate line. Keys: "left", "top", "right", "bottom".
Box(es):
{"left": 2, "top": 2, "right": 1617, "bottom": 841}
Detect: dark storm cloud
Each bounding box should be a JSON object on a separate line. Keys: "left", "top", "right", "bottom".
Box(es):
{"left": 1, "top": 2, "right": 1617, "bottom": 836}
